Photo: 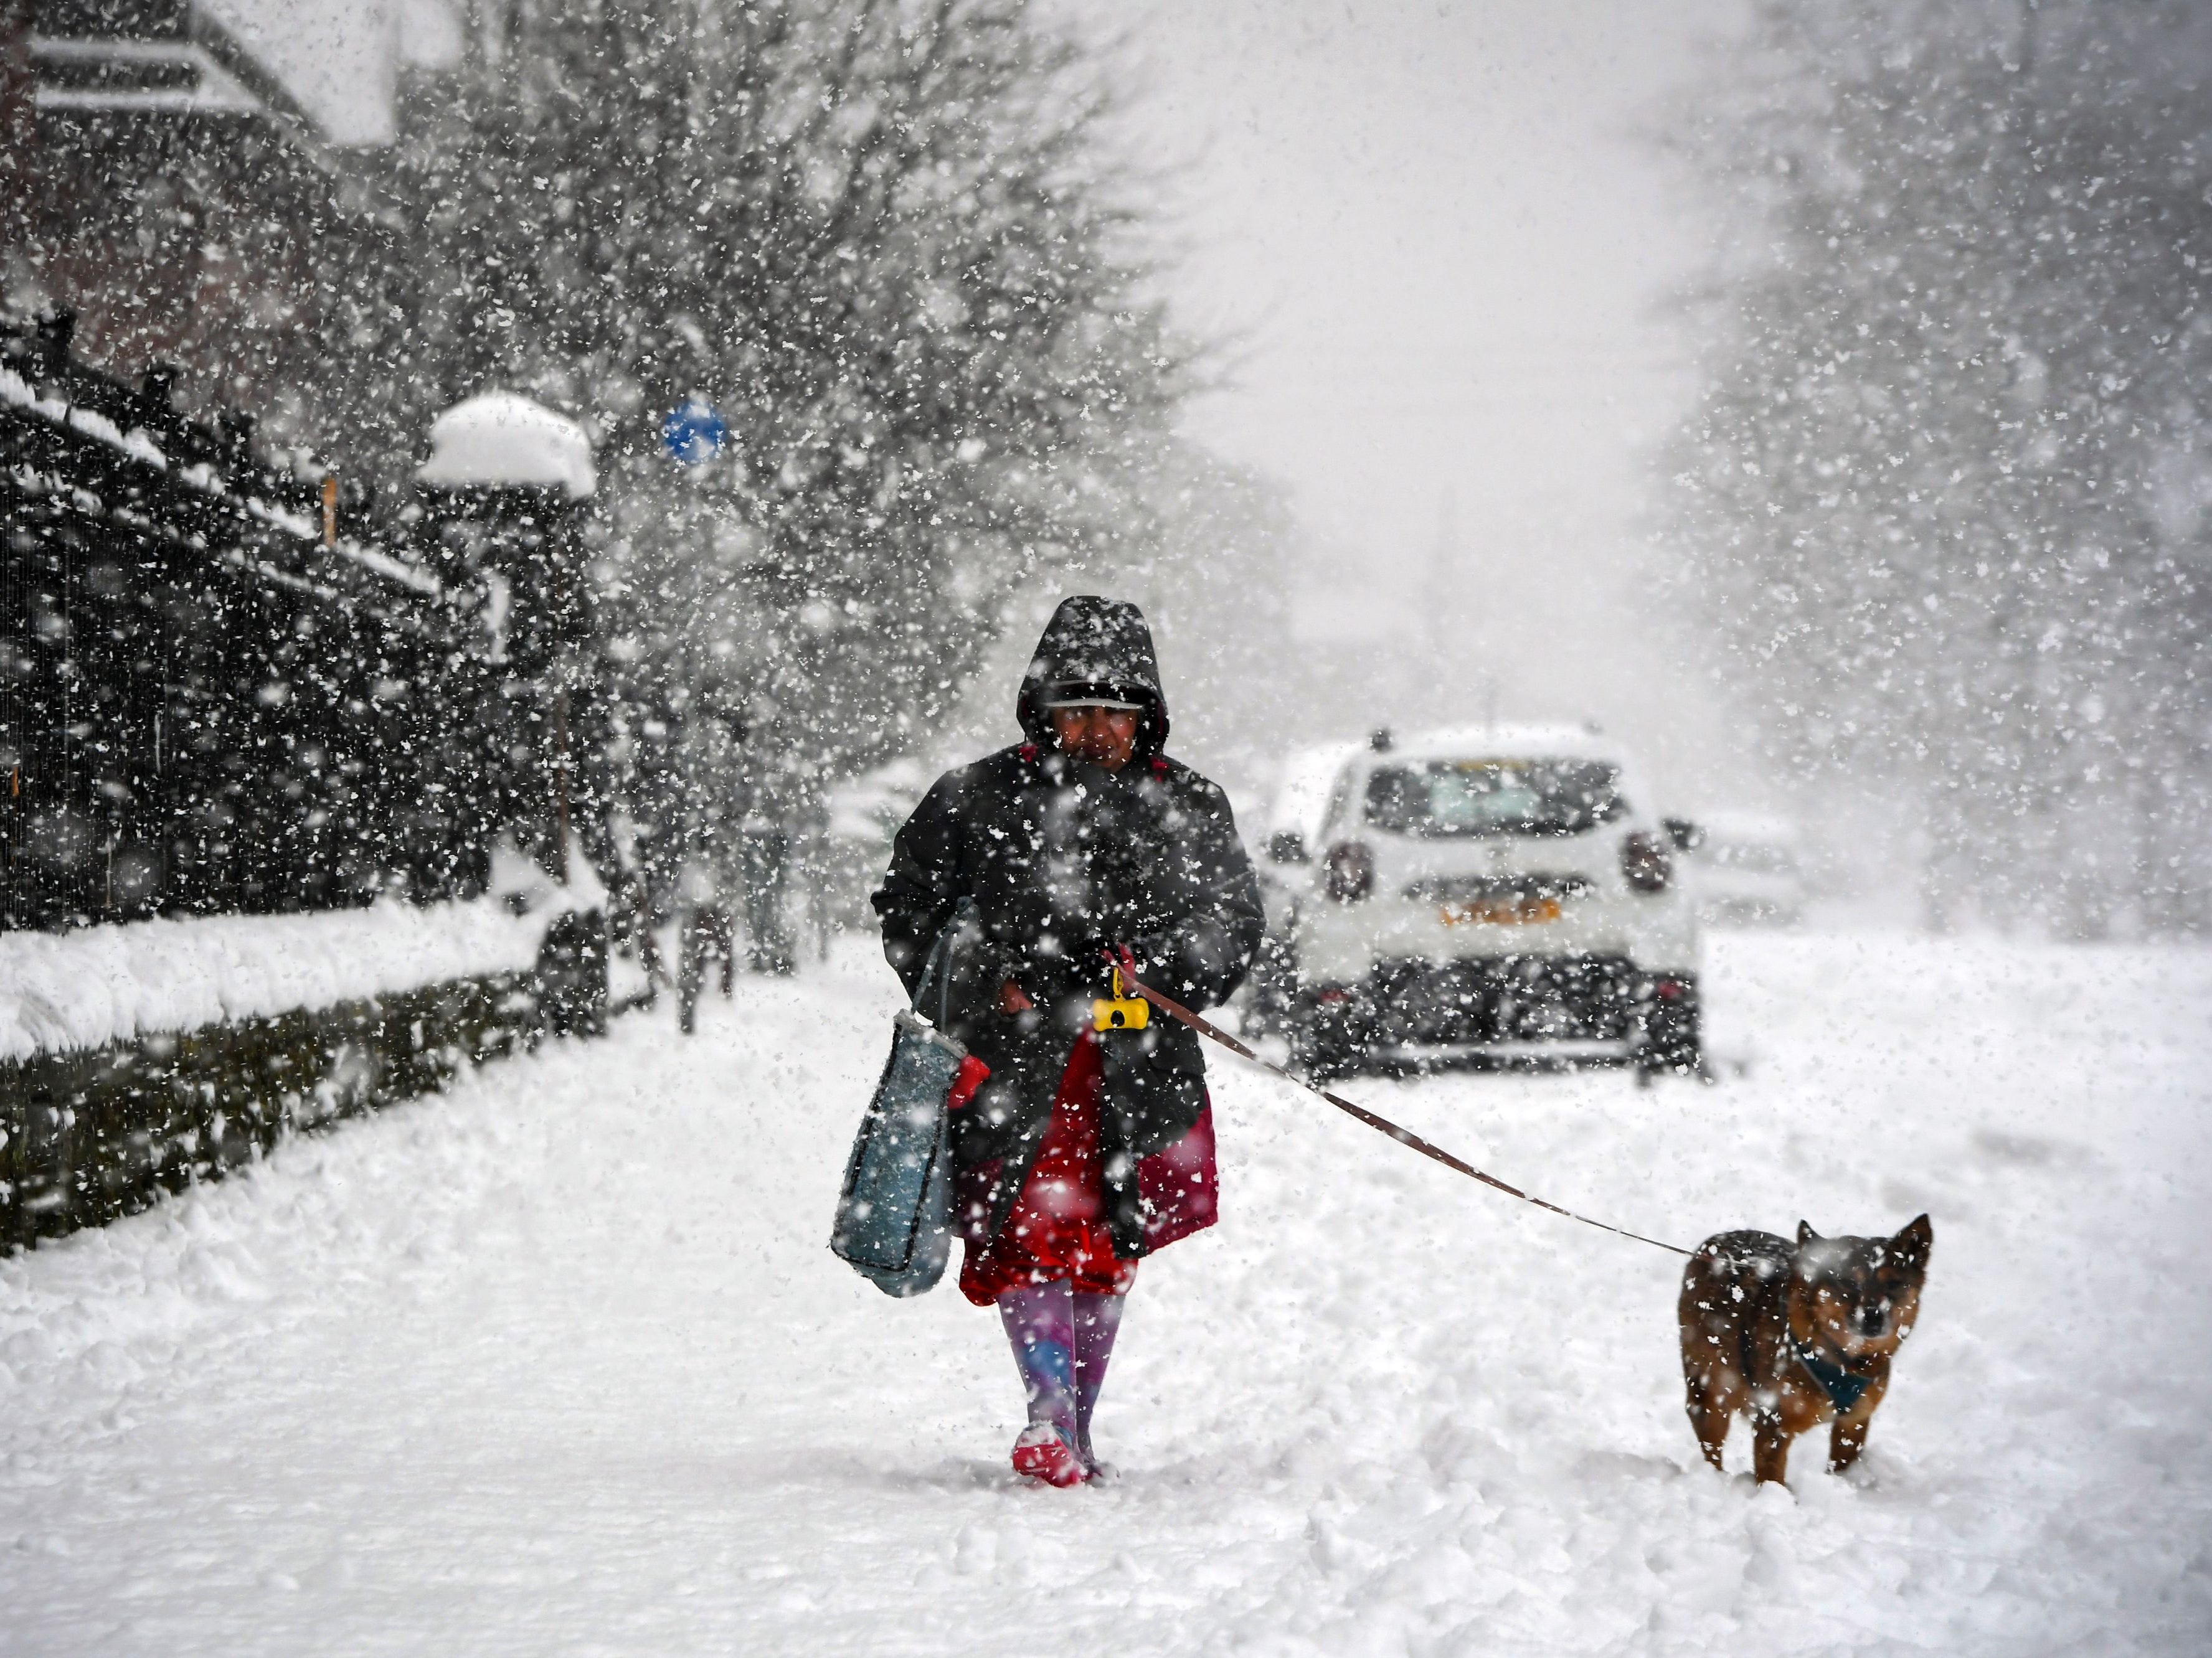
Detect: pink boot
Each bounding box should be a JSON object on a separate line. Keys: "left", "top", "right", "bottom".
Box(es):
{"left": 1010, "top": 1421, "right": 1090, "bottom": 1488}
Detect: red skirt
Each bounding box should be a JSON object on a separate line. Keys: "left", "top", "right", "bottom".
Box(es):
{"left": 956, "top": 1032, "right": 1218, "bottom": 1306}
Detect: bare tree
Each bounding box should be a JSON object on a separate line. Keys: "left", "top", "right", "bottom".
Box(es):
{"left": 333, "top": 0, "right": 1187, "bottom": 797}
{"left": 1668, "top": 0, "right": 2212, "bottom": 935}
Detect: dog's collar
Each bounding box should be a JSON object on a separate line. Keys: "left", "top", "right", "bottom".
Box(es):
{"left": 1792, "top": 1337, "right": 1872, "bottom": 1413}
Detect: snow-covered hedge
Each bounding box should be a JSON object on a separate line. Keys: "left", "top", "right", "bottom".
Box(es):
{"left": 2, "top": 971, "right": 545, "bottom": 1248}
{"left": 0, "top": 839, "right": 607, "bottom": 1064}
{"left": 0, "top": 897, "right": 551, "bottom": 1065}
{"left": 1, "top": 855, "right": 618, "bottom": 1248}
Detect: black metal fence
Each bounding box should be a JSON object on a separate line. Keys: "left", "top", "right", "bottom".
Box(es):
{"left": 1, "top": 314, "right": 597, "bottom": 933}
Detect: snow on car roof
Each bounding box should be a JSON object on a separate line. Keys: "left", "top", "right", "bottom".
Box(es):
{"left": 1373, "top": 723, "right": 1622, "bottom": 763}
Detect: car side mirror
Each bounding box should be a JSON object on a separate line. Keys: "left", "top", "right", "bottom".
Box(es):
{"left": 1267, "top": 830, "right": 1310, "bottom": 865}
{"left": 1661, "top": 817, "right": 1704, "bottom": 852}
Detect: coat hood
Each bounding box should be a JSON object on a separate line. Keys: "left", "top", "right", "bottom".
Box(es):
{"left": 1016, "top": 596, "right": 1170, "bottom": 757}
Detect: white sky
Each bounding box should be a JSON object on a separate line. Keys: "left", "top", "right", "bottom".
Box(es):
{"left": 1110, "top": 0, "right": 1752, "bottom": 799}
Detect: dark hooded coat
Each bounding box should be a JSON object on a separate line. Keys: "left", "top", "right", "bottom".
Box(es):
{"left": 872, "top": 596, "right": 1264, "bottom": 1260}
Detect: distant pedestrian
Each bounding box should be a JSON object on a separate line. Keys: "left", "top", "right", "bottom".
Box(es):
{"left": 737, "top": 744, "right": 802, "bottom": 976}
{"left": 675, "top": 850, "right": 735, "bottom": 1035}
{"left": 610, "top": 867, "right": 664, "bottom": 1002}
{"left": 873, "top": 596, "right": 1263, "bottom": 1485}
{"left": 792, "top": 781, "right": 836, "bottom": 963}
{"left": 739, "top": 814, "right": 794, "bottom": 974}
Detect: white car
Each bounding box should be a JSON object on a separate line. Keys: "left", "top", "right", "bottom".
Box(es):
{"left": 1285, "top": 725, "right": 1703, "bottom": 1080}
{"left": 1685, "top": 813, "right": 1806, "bottom": 928}
{"left": 1245, "top": 741, "right": 1364, "bottom": 1029}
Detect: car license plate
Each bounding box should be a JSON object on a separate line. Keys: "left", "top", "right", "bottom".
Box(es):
{"left": 1439, "top": 896, "right": 1562, "bottom": 926}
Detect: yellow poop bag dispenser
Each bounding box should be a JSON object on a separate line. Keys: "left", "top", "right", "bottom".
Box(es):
{"left": 1092, "top": 964, "right": 1149, "bottom": 1032}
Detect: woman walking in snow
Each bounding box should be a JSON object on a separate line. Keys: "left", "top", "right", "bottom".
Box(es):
{"left": 873, "top": 596, "right": 1263, "bottom": 1486}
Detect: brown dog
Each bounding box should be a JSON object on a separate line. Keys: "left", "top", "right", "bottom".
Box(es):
{"left": 1678, "top": 1216, "right": 1933, "bottom": 1484}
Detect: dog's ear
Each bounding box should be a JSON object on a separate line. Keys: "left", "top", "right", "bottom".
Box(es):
{"left": 1891, "top": 1213, "right": 1933, "bottom": 1271}
{"left": 1796, "top": 1220, "right": 1818, "bottom": 1245}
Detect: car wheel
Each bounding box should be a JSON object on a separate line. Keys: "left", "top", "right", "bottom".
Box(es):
{"left": 1291, "top": 992, "right": 1363, "bottom": 1082}
{"left": 1635, "top": 977, "right": 1703, "bottom": 1082}
{"left": 1294, "top": 1031, "right": 1358, "bottom": 1083}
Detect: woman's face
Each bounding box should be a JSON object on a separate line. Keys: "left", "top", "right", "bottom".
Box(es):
{"left": 1050, "top": 705, "right": 1140, "bottom": 771}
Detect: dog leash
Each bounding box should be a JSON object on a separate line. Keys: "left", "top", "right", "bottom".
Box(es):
{"left": 1108, "top": 949, "right": 1691, "bottom": 1258}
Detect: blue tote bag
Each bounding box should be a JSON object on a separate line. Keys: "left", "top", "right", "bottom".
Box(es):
{"left": 830, "top": 908, "right": 970, "bottom": 1297}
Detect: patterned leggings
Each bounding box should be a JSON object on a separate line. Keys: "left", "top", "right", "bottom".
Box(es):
{"left": 998, "top": 1281, "right": 1127, "bottom": 1464}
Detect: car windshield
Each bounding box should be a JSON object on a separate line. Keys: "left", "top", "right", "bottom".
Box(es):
{"left": 1363, "top": 759, "right": 1627, "bottom": 837}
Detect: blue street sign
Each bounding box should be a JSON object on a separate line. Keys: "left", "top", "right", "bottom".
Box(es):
{"left": 662, "top": 396, "right": 727, "bottom": 465}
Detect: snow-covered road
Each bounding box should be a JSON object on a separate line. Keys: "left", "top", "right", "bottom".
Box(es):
{"left": 4, "top": 931, "right": 2210, "bottom": 1656}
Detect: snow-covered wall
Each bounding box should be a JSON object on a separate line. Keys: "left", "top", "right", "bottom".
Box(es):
{"left": 0, "top": 897, "right": 553, "bottom": 1065}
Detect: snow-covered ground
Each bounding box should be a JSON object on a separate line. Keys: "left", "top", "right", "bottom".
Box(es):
{"left": 2, "top": 930, "right": 2208, "bottom": 1655}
